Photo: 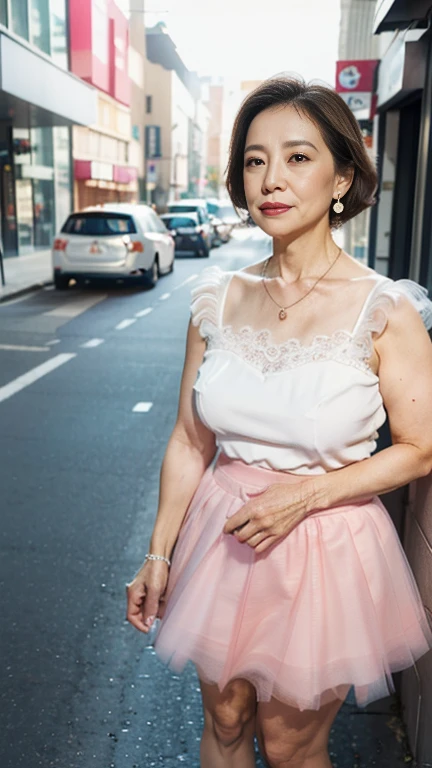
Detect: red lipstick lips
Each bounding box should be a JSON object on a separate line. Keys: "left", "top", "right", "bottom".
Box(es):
{"left": 259, "top": 202, "right": 292, "bottom": 216}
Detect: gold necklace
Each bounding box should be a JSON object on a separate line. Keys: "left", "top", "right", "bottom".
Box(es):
{"left": 261, "top": 246, "right": 343, "bottom": 321}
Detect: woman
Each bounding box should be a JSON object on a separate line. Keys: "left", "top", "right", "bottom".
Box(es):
{"left": 127, "top": 77, "right": 432, "bottom": 768}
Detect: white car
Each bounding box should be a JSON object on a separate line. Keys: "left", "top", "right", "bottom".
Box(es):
{"left": 52, "top": 204, "right": 175, "bottom": 290}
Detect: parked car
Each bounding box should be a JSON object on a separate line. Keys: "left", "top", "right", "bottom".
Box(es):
{"left": 51, "top": 203, "right": 174, "bottom": 290}
{"left": 166, "top": 199, "right": 215, "bottom": 247}
{"left": 160, "top": 212, "right": 210, "bottom": 258}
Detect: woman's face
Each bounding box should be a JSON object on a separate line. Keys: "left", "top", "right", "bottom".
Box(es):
{"left": 243, "top": 104, "right": 349, "bottom": 238}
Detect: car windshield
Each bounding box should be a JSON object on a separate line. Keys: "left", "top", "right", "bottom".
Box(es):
{"left": 169, "top": 205, "right": 201, "bottom": 214}
{"left": 61, "top": 213, "right": 137, "bottom": 236}
{"left": 163, "top": 216, "right": 197, "bottom": 229}
{"left": 217, "top": 205, "right": 238, "bottom": 218}
{"left": 206, "top": 202, "right": 219, "bottom": 215}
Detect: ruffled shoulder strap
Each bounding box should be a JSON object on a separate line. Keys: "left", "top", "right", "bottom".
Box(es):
{"left": 355, "top": 277, "right": 432, "bottom": 338}
{"left": 190, "top": 265, "right": 232, "bottom": 336}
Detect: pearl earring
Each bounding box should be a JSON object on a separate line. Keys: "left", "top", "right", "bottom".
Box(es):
{"left": 333, "top": 192, "right": 344, "bottom": 214}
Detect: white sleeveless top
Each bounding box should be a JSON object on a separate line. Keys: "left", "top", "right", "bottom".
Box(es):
{"left": 191, "top": 265, "right": 432, "bottom": 475}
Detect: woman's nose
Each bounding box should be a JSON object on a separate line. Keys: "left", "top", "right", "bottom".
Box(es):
{"left": 262, "top": 163, "right": 288, "bottom": 194}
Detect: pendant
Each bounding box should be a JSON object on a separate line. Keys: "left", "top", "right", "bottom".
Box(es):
{"left": 279, "top": 309, "right": 287, "bottom": 320}
{"left": 333, "top": 201, "right": 344, "bottom": 214}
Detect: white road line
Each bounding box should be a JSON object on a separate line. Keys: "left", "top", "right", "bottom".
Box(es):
{"left": 44, "top": 294, "right": 106, "bottom": 318}
{"left": 46, "top": 339, "right": 61, "bottom": 346}
{"left": 135, "top": 307, "right": 153, "bottom": 318}
{"left": 159, "top": 292, "right": 171, "bottom": 301}
{"left": 81, "top": 338, "right": 105, "bottom": 348}
{"left": 0, "top": 353, "right": 76, "bottom": 404}
{"left": 132, "top": 402, "right": 153, "bottom": 413}
{"left": 115, "top": 318, "right": 137, "bottom": 330}
{"left": 0, "top": 344, "right": 49, "bottom": 352}
{"left": 172, "top": 274, "right": 198, "bottom": 291}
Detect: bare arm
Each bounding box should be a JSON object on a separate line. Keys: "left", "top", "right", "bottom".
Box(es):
{"left": 127, "top": 320, "right": 216, "bottom": 632}
{"left": 313, "top": 296, "right": 432, "bottom": 507}
{"left": 150, "top": 323, "right": 217, "bottom": 560}
{"left": 225, "top": 297, "right": 432, "bottom": 552}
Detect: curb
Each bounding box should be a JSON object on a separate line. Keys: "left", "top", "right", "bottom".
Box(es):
{"left": 0, "top": 279, "right": 53, "bottom": 304}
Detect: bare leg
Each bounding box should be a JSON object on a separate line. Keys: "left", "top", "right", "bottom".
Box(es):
{"left": 199, "top": 677, "right": 257, "bottom": 768}
{"left": 257, "top": 695, "right": 345, "bottom": 768}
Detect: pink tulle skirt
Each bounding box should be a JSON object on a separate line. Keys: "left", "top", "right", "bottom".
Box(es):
{"left": 154, "top": 454, "right": 432, "bottom": 711}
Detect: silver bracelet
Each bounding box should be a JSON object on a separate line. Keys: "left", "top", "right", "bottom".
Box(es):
{"left": 145, "top": 553, "right": 171, "bottom": 567}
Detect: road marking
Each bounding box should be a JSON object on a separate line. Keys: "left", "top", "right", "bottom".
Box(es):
{"left": 81, "top": 338, "right": 105, "bottom": 348}
{"left": 115, "top": 318, "right": 136, "bottom": 330}
{"left": 46, "top": 339, "right": 61, "bottom": 346}
{"left": 44, "top": 294, "right": 106, "bottom": 318}
{"left": 0, "top": 353, "right": 76, "bottom": 404}
{"left": 159, "top": 292, "right": 171, "bottom": 301}
{"left": 172, "top": 274, "right": 198, "bottom": 290}
{"left": 135, "top": 308, "right": 153, "bottom": 318}
{"left": 132, "top": 402, "right": 153, "bottom": 413}
{"left": 0, "top": 343, "right": 49, "bottom": 352}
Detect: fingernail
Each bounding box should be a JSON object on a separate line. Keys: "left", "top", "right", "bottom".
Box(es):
{"left": 145, "top": 615, "right": 155, "bottom": 627}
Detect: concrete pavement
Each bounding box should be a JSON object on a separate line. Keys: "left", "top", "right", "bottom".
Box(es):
{"left": 0, "top": 248, "right": 52, "bottom": 302}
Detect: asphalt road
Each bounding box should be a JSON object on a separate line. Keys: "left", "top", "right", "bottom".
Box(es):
{"left": 0, "top": 230, "right": 410, "bottom": 768}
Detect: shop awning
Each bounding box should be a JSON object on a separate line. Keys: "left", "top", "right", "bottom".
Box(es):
{"left": 374, "top": 0, "right": 431, "bottom": 33}
{"left": 0, "top": 31, "right": 97, "bottom": 128}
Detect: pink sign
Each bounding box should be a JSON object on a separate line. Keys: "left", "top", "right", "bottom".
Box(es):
{"left": 69, "top": 0, "right": 129, "bottom": 105}
{"left": 335, "top": 60, "right": 379, "bottom": 93}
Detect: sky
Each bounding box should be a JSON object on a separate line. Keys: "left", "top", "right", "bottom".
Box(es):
{"left": 142, "top": 0, "right": 341, "bottom": 86}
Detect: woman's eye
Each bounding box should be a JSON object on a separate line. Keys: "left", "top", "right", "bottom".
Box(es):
{"left": 290, "top": 153, "right": 308, "bottom": 163}
{"left": 245, "top": 157, "right": 264, "bottom": 167}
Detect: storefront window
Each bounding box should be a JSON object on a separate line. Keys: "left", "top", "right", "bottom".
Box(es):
{"left": 31, "top": 127, "right": 54, "bottom": 168}
{"left": 30, "top": 0, "right": 50, "bottom": 54}
{"left": 50, "top": 0, "right": 68, "bottom": 69}
{"left": 33, "top": 178, "right": 55, "bottom": 246}
{"left": 0, "top": 0, "right": 7, "bottom": 26}
{"left": 53, "top": 127, "right": 71, "bottom": 232}
{"left": 11, "top": 0, "right": 29, "bottom": 41}
{"left": 16, "top": 179, "right": 34, "bottom": 251}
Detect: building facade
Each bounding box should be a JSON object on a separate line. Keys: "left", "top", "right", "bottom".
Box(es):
{"left": 338, "top": 0, "right": 379, "bottom": 263}
{"left": 0, "top": 0, "right": 96, "bottom": 256}
{"left": 370, "top": 2, "right": 432, "bottom": 765}
{"left": 69, "top": 0, "right": 139, "bottom": 210}
{"left": 145, "top": 24, "right": 209, "bottom": 209}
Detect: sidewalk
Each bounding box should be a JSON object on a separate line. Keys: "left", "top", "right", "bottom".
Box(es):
{"left": 0, "top": 249, "right": 52, "bottom": 302}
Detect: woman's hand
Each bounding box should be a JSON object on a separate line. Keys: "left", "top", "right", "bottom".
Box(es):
{"left": 126, "top": 560, "right": 170, "bottom": 634}
{"left": 223, "top": 480, "right": 319, "bottom": 553}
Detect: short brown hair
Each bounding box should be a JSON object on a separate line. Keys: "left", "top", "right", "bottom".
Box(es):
{"left": 226, "top": 77, "right": 377, "bottom": 227}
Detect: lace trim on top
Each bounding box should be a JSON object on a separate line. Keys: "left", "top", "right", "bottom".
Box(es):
{"left": 203, "top": 323, "right": 373, "bottom": 375}
{"left": 190, "top": 267, "right": 432, "bottom": 376}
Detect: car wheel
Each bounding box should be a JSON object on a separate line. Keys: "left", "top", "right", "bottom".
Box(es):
{"left": 54, "top": 274, "right": 70, "bottom": 290}
{"left": 147, "top": 257, "right": 159, "bottom": 287}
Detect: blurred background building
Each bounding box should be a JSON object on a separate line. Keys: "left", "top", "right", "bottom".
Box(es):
{"left": 0, "top": 0, "right": 96, "bottom": 256}
{"left": 145, "top": 22, "right": 209, "bottom": 208}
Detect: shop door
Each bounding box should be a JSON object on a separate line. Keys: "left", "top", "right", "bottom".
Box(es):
{"left": 0, "top": 124, "right": 18, "bottom": 255}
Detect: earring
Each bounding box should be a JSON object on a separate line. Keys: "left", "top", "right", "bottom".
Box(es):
{"left": 333, "top": 192, "right": 344, "bottom": 214}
